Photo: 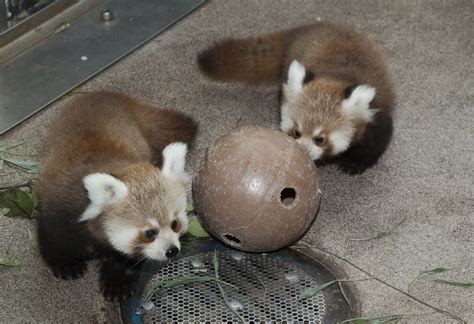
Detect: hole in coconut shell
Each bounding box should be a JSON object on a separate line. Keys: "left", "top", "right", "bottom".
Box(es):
{"left": 280, "top": 187, "right": 297, "bottom": 206}
{"left": 223, "top": 233, "right": 241, "bottom": 246}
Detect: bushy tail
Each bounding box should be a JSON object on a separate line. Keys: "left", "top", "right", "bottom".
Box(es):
{"left": 197, "top": 30, "right": 292, "bottom": 83}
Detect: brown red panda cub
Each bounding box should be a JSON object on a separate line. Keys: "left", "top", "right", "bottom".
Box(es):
{"left": 198, "top": 23, "right": 395, "bottom": 174}
{"left": 37, "top": 91, "right": 197, "bottom": 301}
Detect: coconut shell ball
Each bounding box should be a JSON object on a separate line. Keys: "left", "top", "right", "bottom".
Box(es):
{"left": 193, "top": 127, "right": 320, "bottom": 252}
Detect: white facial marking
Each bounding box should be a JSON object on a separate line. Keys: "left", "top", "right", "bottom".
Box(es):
{"left": 79, "top": 173, "right": 128, "bottom": 222}
{"left": 342, "top": 85, "right": 377, "bottom": 122}
{"left": 148, "top": 218, "right": 159, "bottom": 228}
{"left": 105, "top": 223, "right": 138, "bottom": 255}
{"left": 312, "top": 127, "right": 322, "bottom": 137}
{"left": 329, "top": 128, "right": 354, "bottom": 154}
{"left": 280, "top": 103, "right": 294, "bottom": 133}
{"left": 143, "top": 228, "right": 181, "bottom": 261}
{"left": 297, "top": 137, "right": 324, "bottom": 160}
{"left": 162, "top": 142, "right": 190, "bottom": 183}
{"left": 177, "top": 210, "right": 189, "bottom": 234}
{"left": 285, "top": 60, "right": 306, "bottom": 94}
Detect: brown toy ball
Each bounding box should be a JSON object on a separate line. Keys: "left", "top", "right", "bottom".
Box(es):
{"left": 193, "top": 127, "right": 320, "bottom": 252}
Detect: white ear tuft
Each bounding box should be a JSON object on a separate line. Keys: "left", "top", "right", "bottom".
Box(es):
{"left": 280, "top": 103, "right": 294, "bottom": 133}
{"left": 285, "top": 60, "right": 306, "bottom": 94}
{"left": 342, "top": 85, "right": 377, "bottom": 121}
{"left": 79, "top": 173, "right": 128, "bottom": 222}
{"left": 162, "top": 143, "right": 188, "bottom": 180}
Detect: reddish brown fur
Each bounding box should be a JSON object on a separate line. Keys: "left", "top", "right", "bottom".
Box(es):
{"left": 39, "top": 91, "right": 196, "bottom": 242}
{"left": 36, "top": 91, "right": 197, "bottom": 297}
{"left": 198, "top": 30, "right": 293, "bottom": 82}
{"left": 198, "top": 23, "right": 395, "bottom": 173}
{"left": 284, "top": 24, "right": 394, "bottom": 114}
{"left": 198, "top": 23, "right": 394, "bottom": 113}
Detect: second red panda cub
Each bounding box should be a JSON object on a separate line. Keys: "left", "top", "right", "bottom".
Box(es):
{"left": 198, "top": 23, "right": 395, "bottom": 174}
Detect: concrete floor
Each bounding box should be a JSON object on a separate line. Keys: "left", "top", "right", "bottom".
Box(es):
{"left": 1, "top": 0, "right": 473, "bottom": 322}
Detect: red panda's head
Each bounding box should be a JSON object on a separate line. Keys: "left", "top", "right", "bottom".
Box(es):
{"left": 78, "top": 143, "right": 190, "bottom": 261}
{"left": 280, "top": 60, "right": 377, "bottom": 161}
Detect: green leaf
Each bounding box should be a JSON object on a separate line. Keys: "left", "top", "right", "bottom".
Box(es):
{"left": 349, "top": 218, "right": 406, "bottom": 241}
{"left": 212, "top": 251, "right": 246, "bottom": 323}
{"left": 26, "top": 227, "right": 39, "bottom": 253}
{"left": 186, "top": 203, "right": 195, "bottom": 214}
{"left": 338, "top": 281, "right": 352, "bottom": 310}
{"left": 187, "top": 216, "right": 209, "bottom": 238}
{"left": 298, "top": 280, "right": 336, "bottom": 300}
{"left": 432, "top": 279, "right": 473, "bottom": 288}
{"left": 0, "top": 255, "right": 21, "bottom": 267}
{"left": 31, "top": 190, "right": 39, "bottom": 210}
{"left": 0, "top": 188, "right": 36, "bottom": 218}
{"left": 0, "top": 140, "right": 27, "bottom": 151}
{"left": 3, "top": 158, "right": 40, "bottom": 173}
{"left": 213, "top": 251, "right": 219, "bottom": 279}
{"left": 418, "top": 267, "right": 455, "bottom": 277}
{"left": 145, "top": 275, "right": 237, "bottom": 302}
{"left": 340, "top": 315, "right": 402, "bottom": 323}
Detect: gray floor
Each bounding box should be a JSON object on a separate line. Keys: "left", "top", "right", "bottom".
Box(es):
{"left": 1, "top": 0, "right": 473, "bottom": 322}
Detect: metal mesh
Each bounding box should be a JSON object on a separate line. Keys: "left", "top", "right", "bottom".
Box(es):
{"left": 144, "top": 250, "right": 326, "bottom": 322}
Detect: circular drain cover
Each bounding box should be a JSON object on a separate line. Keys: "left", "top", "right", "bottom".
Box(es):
{"left": 133, "top": 239, "right": 356, "bottom": 323}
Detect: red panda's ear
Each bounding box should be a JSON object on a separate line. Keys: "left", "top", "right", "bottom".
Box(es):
{"left": 342, "top": 85, "right": 377, "bottom": 122}
{"left": 303, "top": 70, "right": 315, "bottom": 85}
{"left": 78, "top": 173, "right": 128, "bottom": 222}
{"left": 284, "top": 60, "right": 306, "bottom": 95}
{"left": 344, "top": 85, "right": 356, "bottom": 99}
{"left": 162, "top": 143, "right": 190, "bottom": 183}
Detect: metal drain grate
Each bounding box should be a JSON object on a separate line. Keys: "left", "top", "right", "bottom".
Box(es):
{"left": 144, "top": 250, "right": 328, "bottom": 322}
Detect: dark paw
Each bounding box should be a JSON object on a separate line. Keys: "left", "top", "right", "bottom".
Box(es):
{"left": 338, "top": 161, "right": 368, "bottom": 175}
{"left": 101, "top": 281, "right": 135, "bottom": 302}
{"left": 51, "top": 262, "right": 87, "bottom": 280}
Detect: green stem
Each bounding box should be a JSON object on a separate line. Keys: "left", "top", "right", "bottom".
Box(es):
{"left": 298, "top": 244, "right": 466, "bottom": 323}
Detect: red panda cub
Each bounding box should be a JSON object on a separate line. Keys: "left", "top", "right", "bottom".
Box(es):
{"left": 37, "top": 91, "right": 197, "bottom": 301}
{"left": 198, "top": 23, "right": 395, "bottom": 174}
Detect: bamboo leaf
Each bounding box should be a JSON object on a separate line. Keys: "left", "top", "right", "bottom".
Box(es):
{"left": 145, "top": 275, "right": 237, "bottom": 301}
{"left": 0, "top": 188, "right": 36, "bottom": 218}
{"left": 213, "top": 251, "right": 219, "bottom": 279}
{"left": 3, "top": 158, "right": 40, "bottom": 173}
{"left": 26, "top": 227, "right": 40, "bottom": 253}
{"left": 340, "top": 315, "right": 402, "bottom": 323}
{"left": 431, "top": 279, "right": 473, "bottom": 288}
{"left": 0, "top": 255, "right": 21, "bottom": 267}
{"left": 212, "top": 251, "right": 246, "bottom": 323}
{"left": 418, "top": 267, "right": 455, "bottom": 277}
{"left": 186, "top": 203, "right": 195, "bottom": 214}
{"left": 0, "top": 140, "right": 27, "bottom": 151}
{"left": 338, "top": 281, "right": 352, "bottom": 310}
{"left": 349, "top": 218, "right": 406, "bottom": 241}
{"left": 298, "top": 280, "right": 336, "bottom": 300}
{"left": 187, "top": 216, "right": 209, "bottom": 238}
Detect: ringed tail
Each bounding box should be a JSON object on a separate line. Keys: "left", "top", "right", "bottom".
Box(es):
{"left": 197, "top": 30, "right": 292, "bottom": 83}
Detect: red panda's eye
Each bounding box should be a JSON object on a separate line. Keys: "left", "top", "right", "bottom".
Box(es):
{"left": 144, "top": 229, "right": 157, "bottom": 241}
{"left": 292, "top": 129, "right": 301, "bottom": 139}
{"left": 171, "top": 220, "right": 178, "bottom": 232}
{"left": 313, "top": 136, "right": 325, "bottom": 145}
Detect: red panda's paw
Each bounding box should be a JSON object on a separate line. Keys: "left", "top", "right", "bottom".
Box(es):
{"left": 51, "top": 261, "right": 88, "bottom": 280}
{"left": 337, "top": 160, "right": 370, "bottom": 175}
{"left": 101, "top": 280, "right": 135, "bottom": 302}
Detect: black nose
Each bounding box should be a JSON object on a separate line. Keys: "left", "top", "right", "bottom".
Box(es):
{"left": 165, "top": 246, "right": 179, "bottom": 258}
